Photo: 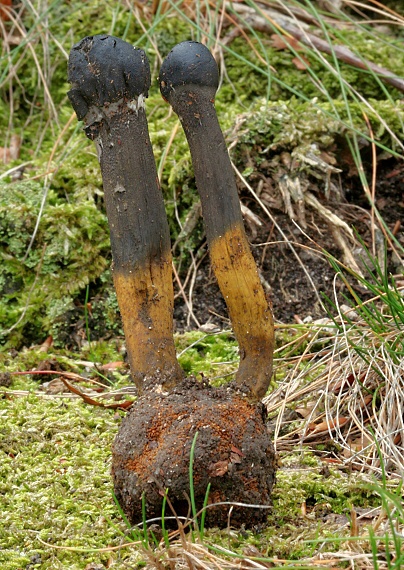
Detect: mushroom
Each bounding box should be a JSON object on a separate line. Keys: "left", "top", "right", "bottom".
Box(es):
{"left": 68, "top": 36, "right": 276, "bottom": 529}
{"left": 68, "top": 35, "right": 183, "bottom": 389}
{"left": 159, "top": 41, "right": 274, "bottom": 400}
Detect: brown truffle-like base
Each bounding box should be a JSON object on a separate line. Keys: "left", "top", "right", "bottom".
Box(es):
{"left": 112, "top": 378, "right": 276, "bottom": 529}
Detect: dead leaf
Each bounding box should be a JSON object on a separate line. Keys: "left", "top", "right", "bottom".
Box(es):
{"left": 0, "top": 0, "right": 12, "bottom": 22}
{"left": 319, "top": 150, "right": 337, "bottom": 166}
{"left": 309, "top": 417, "right": 349, "bottom": 434}
{"left": 86, "top": 302, "right": 93, "bottom": 317}
{"left": 208, "top": 460, "right": 228, "bottom": 477}
{"left": 38, "top": 336, "right": 53, "bottom": 352}
{"left": 242, "top": 545, "right": 274, "bottom": 567}
{"left": 296, "top": 405, "right": 315, "bottom": 418}
{"left": 199, "top": 322, "right": 221, "bottom": 333}
{"left": 350, "top": 506, "right": 358, "bottom": 536}
{"left": 359, "top": 394, "right": 373, "bottom": 409}
{"left": 393, "top": 220, "right": 401, "bottom": 236}
{"left": 292, "top": 55, "right": 310, "bottom": 70}
{"left": 230, "top": 444, "right": 244, "bottom": 456}
{"left": 109, "top": 399, "right": 134, "bottom": 410}
{"left": 332, "top": 373, "right": 356, "bottom": 393}
{"left": 230, "top": 452, "right": 242, "bottom": 464}
{"left": 345, "top": 433, "right": 374, "bottom": 456}
{"left": 100, "top": 361, "right": 124, "bottom": 370}
{"left": 42, "top": 378, "right": 69, "bottom": 395}
{"left": 376, "top": 197, "right": 388, "bottom": 209}
{"left": 270, "top": 33, "right": 302, "bottom": 51}
{"left": 321, "top": 457, "right": 343, "bottom": 464}
{"left": 393, "top": 433, "right": 402, "bottom": 445}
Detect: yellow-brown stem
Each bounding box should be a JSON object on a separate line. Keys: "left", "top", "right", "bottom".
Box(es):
{"left": 210, "top": 225, "right": 274, "bottom": 399}
{"left": 113, "top": 255, "right": 183, "bottom": 390}
{"left": 160, "top": 81, "right": 275, "bottom": 398}
{"left": 68, "top": 36, "right": 184, "bottom": 390}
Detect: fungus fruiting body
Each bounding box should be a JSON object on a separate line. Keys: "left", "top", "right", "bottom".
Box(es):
{"left": 68, "top": 37, "right": 276, "bottom": 529}
{"left": 68, "top": 35, "right": 183, "bottom": 389}
{"left": 159, "top": 41, "right": 274, "bottom": 400}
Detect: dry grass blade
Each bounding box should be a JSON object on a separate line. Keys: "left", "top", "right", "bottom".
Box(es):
{"left": 265, "top": 276, "right": 404, "bottom": 475}
{"left": 2, "top": 2, "right": 60, "bottom": 128}
{"left": 232, "top": 163, "right": 326, "bottom": 310}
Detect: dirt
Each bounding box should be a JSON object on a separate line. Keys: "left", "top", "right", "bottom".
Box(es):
{"left": 112, "top": 376, "right": 276, "bottom": 529}
{"left": 173, "top": 157, "right": 404, "bottom": 330}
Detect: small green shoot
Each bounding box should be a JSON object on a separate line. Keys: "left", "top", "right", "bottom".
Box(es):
{"left": 200, "top": 482, "right": 211, "bottom": 540}
{"left": 112, "top": 491, "right": 140, "bottom": 543}
{"left": 189, "top": 430, "right": 200, "bottom": 537}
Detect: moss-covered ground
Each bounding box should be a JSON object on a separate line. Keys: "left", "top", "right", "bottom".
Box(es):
{"left": 0, "top": 333, "right": 396, "bottom": 569}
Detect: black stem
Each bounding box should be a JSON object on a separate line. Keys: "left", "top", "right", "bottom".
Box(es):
{"left": 68, "top": 35, "right": 183, "bottom": 388}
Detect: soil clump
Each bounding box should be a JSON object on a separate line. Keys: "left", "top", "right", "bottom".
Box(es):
{"left": 112, "top": 377, "right": 276, "bottom": 528}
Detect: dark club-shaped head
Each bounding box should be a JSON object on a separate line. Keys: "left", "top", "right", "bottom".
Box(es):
{"left": 68, "top": 35, "right": 150, "bottom": 122}
{"left": 159, "top": 41, "right": 219, "bottom": 103}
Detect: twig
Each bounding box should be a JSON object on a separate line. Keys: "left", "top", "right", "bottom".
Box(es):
{"left": 10, "top": 370, "right": 134, "bottom": 409}
{"left": 58, "top": 376, "right": 134, "bottom": 409}
{"left": 282, "top": 20, "right": 404, "bottom": 93}
{"left": 231, "top": 3, "right": 404, "bottom": 93}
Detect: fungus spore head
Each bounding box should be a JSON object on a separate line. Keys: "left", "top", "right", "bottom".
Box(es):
{"left": 159, "top": 41, "right": 219, "bottom": 103}
{"left": 67, "top": 35, "right": 151, "bottom": 121}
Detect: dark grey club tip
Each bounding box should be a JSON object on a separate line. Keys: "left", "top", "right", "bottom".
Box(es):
{"left": 159, "top": 41, "right": 219, "bottom": 102}
{"left": 67, "top": 35, "right": 151, "bottom": 121}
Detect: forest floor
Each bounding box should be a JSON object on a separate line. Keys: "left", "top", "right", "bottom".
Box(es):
{"left": 172, "top": 157, "right": 404, "bottom": 330}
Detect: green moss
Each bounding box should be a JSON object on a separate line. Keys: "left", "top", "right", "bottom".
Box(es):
{"left": 0, "top": 180, "right": 110, "bottom": 347}
{"left": 0, "top": 392, "right": 138, "bottom": 569}
{"left": 232, "top": 97, "right": 404, "bottom": 159}
{"left": 176, "top": 331, "right": 238, "bottom": 380}
{"left": 272, "top": 453, "right": 377, "bottom": 520}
